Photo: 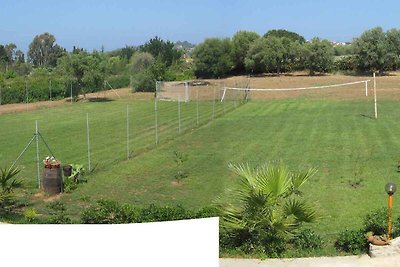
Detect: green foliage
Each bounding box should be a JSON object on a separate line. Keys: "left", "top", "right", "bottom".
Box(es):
{"left": 363, "top": 207, "right": 388, "bottom": 235}
{"left": 303, "top": 38, "right": 334, "bottom": 75}
{"left": 218, "top": 162, "right": 318, "bottom": 256}
{"left": 24, "top": 208, "right": 37, "bottom": 223}
{"left": 353, "top": 27, "right": 400, "bottom": 74}
{"left": 335, "top": 207, "right": 400, "bottom": 254}
{"left": 232, "top": 31, "right": 260, "bottom": 72}
{"left": 46, "top": 201, "right": 72, "bottom": 224}
{"left": 264, "top": 29, "right": 306, "bottom": 43}
{"left": 0, "top": 166, "right": 22, "bottom": 194}
{"left": 81, "top": 199, "right": 216, "bottom": 224}
{"left": 291, "top": 229, "right": 323, "bottom": 250}
{"left": 193, "top": 38, "right": 234, "bottom": 78}
{"left": 335, "top": 229, "right": 368, "bottom": 254}
{"left": 28, "top": 32, "right": 66, "bottom": 68}
{"left": 140, "top": 36, "right": 182, "bottom": 67}
{"left": 64, "top": 164, "right": 86, "bottom": 193}
{"left": 173, "top": 150, "right": 188, "bottom": 181}
{"left": 129, "top": 52, "right": 155, "bottom": 73}
{"left": 131, "top": 70, "right": 155, "bottom": 92}
{"left": 106, "top": 75, "right": 130, "bottom": 89}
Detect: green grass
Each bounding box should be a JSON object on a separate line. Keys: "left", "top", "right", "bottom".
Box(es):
{"left": 1, "top": 96, "right": 400, "bottom": 255}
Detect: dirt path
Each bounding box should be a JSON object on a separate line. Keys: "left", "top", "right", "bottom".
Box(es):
{"left": 0, "top": 88, "right": 152, "bottom": 115}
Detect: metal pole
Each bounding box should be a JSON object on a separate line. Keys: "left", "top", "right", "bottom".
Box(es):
{"left": 388, "top": 194, "right": 393, "bottom": 240}
{"left": 49, "top": 80, "right": 52, "bottom": 100}
{"left": 126, "top": 105, "right": 130, "bottom": 159}
{"left": 212, "top": 87, "right": 216, "bottom": 119}
{"left": 196, "top": 90, "right": 199, "bottom": 127}
{"left": 373, "top": 72, "right": 377, "bottom": 119}
{"left": 25, "top": 80, "right": 28, "bottom": 111}
{"left": 178, "top": 96, "right": 181, "bottom": 133}
{"left": 86, "top": 113, "right": 91, "bottom": 173}
{"left": 154, "top": 94, "right": 159, "bottom": 144}
{"left": 35, "top": 120, "right": 40, "bottom": 190}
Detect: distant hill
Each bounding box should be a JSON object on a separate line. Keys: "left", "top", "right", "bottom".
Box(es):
{"left": 174, "top": 41, "right": 195, "bottom": 50}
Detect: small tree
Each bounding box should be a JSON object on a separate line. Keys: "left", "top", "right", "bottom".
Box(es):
{"left": 303, "top": 38, "right": 334, "bottom": 75}
{"left": 193, "top": 38, "right": 234, "bottom": 78}
{"left": 218, "top": 162, "right": 318, "bottom": 256}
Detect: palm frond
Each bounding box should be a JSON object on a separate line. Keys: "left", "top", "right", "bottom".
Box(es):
{"left": 283, "top": 198, "right": 318, "bottom": 224}
{"left": 257, "top": 164, "right": 291, "bottom": 199}
{"left": 290, "top": 168, "right": 318, "bottom": 194}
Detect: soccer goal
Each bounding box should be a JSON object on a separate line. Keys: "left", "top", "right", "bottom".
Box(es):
{"left": 156, "top": 81, "right": 190, "bottom": 102}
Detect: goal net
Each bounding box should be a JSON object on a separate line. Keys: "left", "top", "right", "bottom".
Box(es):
{"left": 156, "top": 81, "right": 190, "bottom": 102}
{"left": 221, "top": 80, "right": 371, "bottom": 102}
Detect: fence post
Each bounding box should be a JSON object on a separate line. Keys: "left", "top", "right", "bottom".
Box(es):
{"left": 155, "top": 85, "right": 159, "bottom": 145}
{"left": 178, "top": 96, "right": 181, "bottom": 133}
{"left": 35, "top": 120, "right": 40, "bottom": 190}
{"left": 86, "top": 113, "right": 91, "bottom": 173}
{"left": 49, "top": 80, "right": 52, "bottom": 100}
{"left": 126, "top": 105, "right": 130, "bottom": 159}
{"left": 212, "top": 87, "right": 216, "bottom": 119}
{"left": 196, "top": 90, "right": 199, "bottom": 126}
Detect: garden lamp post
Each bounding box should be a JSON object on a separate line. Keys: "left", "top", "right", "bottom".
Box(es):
{"left": 385, "top": 182, "right": 397, "bottom": 240}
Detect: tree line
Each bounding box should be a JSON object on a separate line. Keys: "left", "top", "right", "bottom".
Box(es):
{"left": 193, "top": 27, "right": 400, "bottom": 78}
{"left": 0, "top": 27, "right": 399, "bottom": 104}
{"left": 0, "top": 34, "right": 194, "bottom": 104}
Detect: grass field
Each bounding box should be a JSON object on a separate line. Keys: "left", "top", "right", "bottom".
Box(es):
{"left": 1, "top": 73, "right": 400, "bottom": 255}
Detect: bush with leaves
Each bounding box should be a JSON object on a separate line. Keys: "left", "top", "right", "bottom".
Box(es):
{"left": 46, "top": 201, "right": 72, "bottom": 224}
{"left": 290, "top": 229, "right": 323, "bottom": 250}
{"left": 81, "top": 199, "right": 217, "bottom": 224}
{"left": 218, "top": 162, "right": 319, "bottom": 257}
{"left": 335, "top": 207, "right": 400, "bottom": 254}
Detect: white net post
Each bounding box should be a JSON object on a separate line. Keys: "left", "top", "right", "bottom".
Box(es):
{"left": 365, "top": 80, "right": 368, "bottom": 97}
{"left": 374, "top": 77, "right": 377, "bottom": 119}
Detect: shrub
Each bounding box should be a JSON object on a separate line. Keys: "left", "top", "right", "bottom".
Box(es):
{"left": 335, "top": 229, "right": 368, "bottom": 254}
{"left": 46, "top": 201, "right": 72, "bottom": 224}
{"left": 24, "top": 208, "right": 37, "bottom": 223}
{"left": 106, "top": 75, "right": 130, "bottom": 89}
{"left": 363, "top": 207, "right": 388, "bottom": 235}
{"left": 81, "top": 199, "right": 217, "bottom": 224}
{"left": 291, "top": 229, "right": 323, "bottom": 250}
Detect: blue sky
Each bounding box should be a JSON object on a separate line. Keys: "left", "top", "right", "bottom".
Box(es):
{"left": 1, "top": 0, "right": 399, "bottom": 53}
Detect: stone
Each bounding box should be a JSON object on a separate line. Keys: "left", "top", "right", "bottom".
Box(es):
{"left": 369, "top": 236, "right": 400, "bottom": 258}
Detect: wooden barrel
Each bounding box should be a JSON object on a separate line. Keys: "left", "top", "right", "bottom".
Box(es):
{"left": 43, "top": 166, "right": 62, "bottom": 194}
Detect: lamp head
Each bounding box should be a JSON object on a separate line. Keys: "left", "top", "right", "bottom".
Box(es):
{"left": 385, "top": 182, "right": 397, "bottom": 196}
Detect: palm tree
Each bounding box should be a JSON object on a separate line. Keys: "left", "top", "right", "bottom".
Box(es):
{"left": 218, "top": 162, "right": 318, "bottom": 254}
{"left": 0, "top": 166, "right": 22, "bottom": 194}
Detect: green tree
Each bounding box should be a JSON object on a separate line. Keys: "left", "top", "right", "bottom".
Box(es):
{"left": 218, "top": 162, "right": 318, "bottom": 255}
{"left": 193, "top": 38, "right": 233, "bottom": 78}
{"left": 28, "top": 32, "right": 66, "bottom": 68}
{"left": 264, "top": 29, "right": 306, "bottom": 43}
{"left": 57, "top": 49, "right": 106, "bottom": 96}
{"left": 245, "top": 36, "right": 299, "bottom": 74}
{"left": 140, "top": 36, "right": 181, "bottom": 67}
{"left": 352, "top": 27, "right": 397, "bottom": 74}
{"left": 129, "top": 52, "right": 155, "bottom": 73}
{"left": 232, "top": 30, "right": 260, "bottom": 72}
{"left": 303, "top": 38, "right": 334, "bottom": 75}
